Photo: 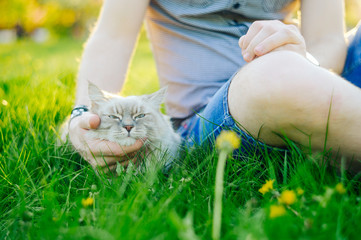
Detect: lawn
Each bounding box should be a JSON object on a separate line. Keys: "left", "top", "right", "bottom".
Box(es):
{"left": 1, "top": 30, "right": 361, "bottom": 240}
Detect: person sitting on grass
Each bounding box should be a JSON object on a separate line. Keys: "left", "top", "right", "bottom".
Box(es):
{"left": 67, "top": 0, "right": 361, "bottom": 172}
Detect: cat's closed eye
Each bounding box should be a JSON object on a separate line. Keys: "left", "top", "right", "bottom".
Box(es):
{"left": 134, "top": 114, "right": 145, "bottom": 120}
{"left": 107, "top": 115, "right": 121, "bottom": 121}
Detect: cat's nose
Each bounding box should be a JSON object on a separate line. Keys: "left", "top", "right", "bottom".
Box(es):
{"left": 123, "top": 125, "right": 134, "bottom": 132}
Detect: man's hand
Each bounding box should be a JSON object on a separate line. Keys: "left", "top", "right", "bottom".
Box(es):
{"left": 239, "top": 20, "right": 306, "bottom": 62}
{"left": 68, "top": 112, "right": 145, "bottom": 173}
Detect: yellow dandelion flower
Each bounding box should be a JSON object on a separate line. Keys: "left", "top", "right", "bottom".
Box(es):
{"left": 2, "top": 99, "right": 8, "bottom": 106}
{"left": 296, "top": 187, "right": 304, "bottom": 196}
{"left": 269, "top": 204, "right": 286, "bottom": 218}
{"left": 335, "top": 183, "right": 346, "bottom": 195}
{"left": 278, "top": 190, "right": 297, "bottom": 205}
{"left": 259, "top": 179, "right": 275, "bottom": 195}
{"left": 216, "top": 130, "right": 240, "bottom": 152}
{"left": 81, "top": 197, "right": 94, "bottom": 208}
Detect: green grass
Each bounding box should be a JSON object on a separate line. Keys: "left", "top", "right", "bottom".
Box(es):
{"left": 1, "top": 30, "right": 361, "bottom": 240}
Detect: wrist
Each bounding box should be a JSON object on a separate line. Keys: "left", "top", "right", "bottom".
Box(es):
{"left": 70, "top": 105, "right": 89, "bottom": 123}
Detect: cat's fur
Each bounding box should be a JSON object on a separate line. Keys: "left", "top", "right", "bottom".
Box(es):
{"left": 87, "top": 82, "right": 181, "bottom": 165}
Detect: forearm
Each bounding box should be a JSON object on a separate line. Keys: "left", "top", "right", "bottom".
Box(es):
{"left": 74, "top": 0, "right": 150, "bottom": 106}
{"left": 75, "top": 34, "right": 139, "bottom": 106}
{"left": 301, "top": 0, "right": 347, "bottom": 74}
{"left": 304, "top": 36, "right": 347, "bottom": 74}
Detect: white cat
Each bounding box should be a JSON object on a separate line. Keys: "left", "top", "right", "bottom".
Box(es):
{"left": 87, "top": 82, "right": 181, "bottom": 166}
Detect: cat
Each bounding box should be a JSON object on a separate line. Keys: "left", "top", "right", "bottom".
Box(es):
{"left": 86, "top": 82, "right": 181, "bottom": 167}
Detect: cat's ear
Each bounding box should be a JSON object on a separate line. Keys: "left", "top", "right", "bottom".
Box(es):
{"left": 88, "top": 81, "right": 107, "bottom": 110}
{"left": 144, "top": 87, "right": 167, "bottom": 107}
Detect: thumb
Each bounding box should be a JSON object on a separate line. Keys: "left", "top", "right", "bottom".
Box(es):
{"left": 78, "top": 112, "right": 101, "bottom": 130}
{"left": 238, "top": 35, "right": 245, "bottom": 49}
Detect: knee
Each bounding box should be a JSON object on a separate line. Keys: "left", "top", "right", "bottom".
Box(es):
{"left": 231, "top": 51, "right": 317, "bottom": 108}
{"left": 229, "top": 51, "right": 339, "bottom": 145}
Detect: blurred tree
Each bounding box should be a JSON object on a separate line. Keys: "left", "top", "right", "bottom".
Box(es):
{"left": 0, "top": 0, "right": 359, "bottom": 38}
{"left": 0, "top": 0, "right": 101, "bottom": 37}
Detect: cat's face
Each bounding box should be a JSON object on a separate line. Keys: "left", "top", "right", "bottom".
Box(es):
{"left": 88, "top": 82, "right": 166, "bottom": 146}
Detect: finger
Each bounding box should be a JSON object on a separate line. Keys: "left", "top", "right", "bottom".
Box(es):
{"left": 100, "top": 152, "right": 137, "bottom": 167}
{"left": 77, "top": 112, "right": 101, "bottom": 130}
{"left": 267, "top": 44, "right": 305, "bottom": 55}
{"left": 253, "top": 29, "right": 303, "bottom": 57}
{"left": 243, "top": 28, "right": 274, "bottom": 62}
{"left": 95, "top": 163, "right": 118, "bottom": 175}
{"left": 98, "top": 156, "right": 140, "bottom": 174}
{"left": 101, "top": 164, "right": 117, "bottom": 174}
{"left": 241, "top": 21, "right": 264, "bottom": 51}
{"left": 85, "top": 138, "right": 145, "bottom": 157}
{"left": 85, "top": 151, "right": 137, "bottom": 167}
{"left": 89, "top": 114, "right": 101, "bottom": 129}
{"left": 238, "top": 36, "right": 245, "bottom": 49}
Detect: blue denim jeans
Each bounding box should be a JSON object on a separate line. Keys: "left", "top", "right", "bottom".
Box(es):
{"left": 342, "top": 25, "right": 361, "bottom": 87}
{"left": 176, "top": 25, "right": 361, "bottom": 153}
{"left": 176, "top": 79, "right": 278, "bottom": 154}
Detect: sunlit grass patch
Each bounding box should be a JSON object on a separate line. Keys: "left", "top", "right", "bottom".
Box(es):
{"left": 1, "top": 30, "right": 361, "bottom": 239}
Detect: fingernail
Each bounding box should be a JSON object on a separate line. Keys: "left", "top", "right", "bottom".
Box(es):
{"left": 243, "top": 52, "right": 250, "bottom": 61}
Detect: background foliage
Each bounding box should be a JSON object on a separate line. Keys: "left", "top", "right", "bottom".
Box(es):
{"left": 0, "top": 0, "right": 101, "bottom": 37}
{"left": 0, "top": 0, "right": 359, "bottom": 38}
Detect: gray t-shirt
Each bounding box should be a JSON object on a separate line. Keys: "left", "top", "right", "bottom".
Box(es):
{"left": 145, "top": 0, "right": 296, "bottom": 118}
